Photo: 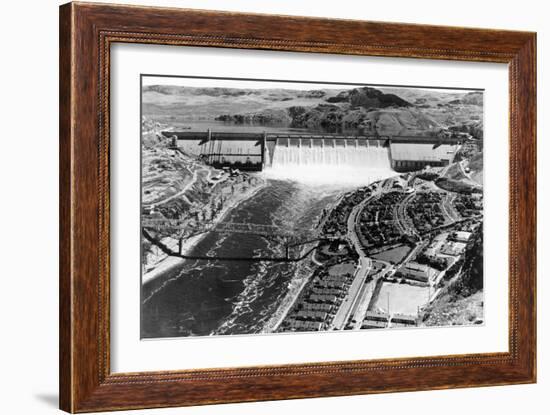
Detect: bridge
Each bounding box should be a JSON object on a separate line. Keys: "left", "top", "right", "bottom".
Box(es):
{"left": 141, "top": 217, "right": 331, "bottom": 261}
{"left": 142, "top": 217, "right": 315, "bottom": 238}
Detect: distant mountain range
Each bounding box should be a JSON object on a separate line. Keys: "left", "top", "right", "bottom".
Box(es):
{"left": 142, "top": 84, "right": 483, "bottom": 137}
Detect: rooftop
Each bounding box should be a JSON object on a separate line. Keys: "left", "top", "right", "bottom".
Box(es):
{"left": 397, "top": 261, "right": 439, "bottom": 281}
{"left": 440, "top": 241, "right": 467, "bottom": 256}
{"left": 390, "top": 143, "right": 457, "bottom": 162}
{"left": 451, "top": 231, "right": 473, "bottom": 242}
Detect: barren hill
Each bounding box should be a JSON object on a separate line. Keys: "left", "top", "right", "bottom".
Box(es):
{"left": 143, "top": 84, "right": 483, "bottom": 136}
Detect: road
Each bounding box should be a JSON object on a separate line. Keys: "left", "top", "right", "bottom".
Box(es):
{"left": 330, "top": 256, "right": 371, "bottom": 330}
{"left": 330, "top": 191, "right": 379, "bottom": 330}
{"left": 346, "top": 200, "right": 368, "bottom": 256}
{"left": 330, "top": 164, "right": 479, "bottom": 331}
{"left": 347, "top": 259, "right": 391, "bottom": 329}
{"left": 438, "top": 162, "right": 453, "bottom": 179}
{"left": 394, "top": 191, "right": 418, "bottom": 237}
{"left": 458, "top": 160, "right": 483, "bottom": 188}
{"left": 441, "top": 192, "right": 459, "bottom": 223}
{"left": 145, "top": 166, "right": 209, "bottom": 208}
{"left": 345, "top": 239, "right": 426, "bottom": 330}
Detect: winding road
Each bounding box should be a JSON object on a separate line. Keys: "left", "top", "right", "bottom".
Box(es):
{"left": 145, "top": 166, "right": 210, "bottom": 208}
{"left": 329, "top": 190, "right": 378, "bottom": 330}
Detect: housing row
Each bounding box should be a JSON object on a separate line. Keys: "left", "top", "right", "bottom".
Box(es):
{"left": 361, "top": 310, "right": 418, "bottom": 329}
{"left": 396, "top": 225, "right": 479, "bottom": 286}
{"left": 278, "top": 266, "right": 356, "bottom": 332}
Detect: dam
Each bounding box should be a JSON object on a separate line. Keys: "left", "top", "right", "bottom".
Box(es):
{"left": 163, "top": 130, "right": 463, "bottom": 173}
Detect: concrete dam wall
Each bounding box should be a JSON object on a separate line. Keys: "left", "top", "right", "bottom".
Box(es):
{"left": 176, "top": 137, "right": 263, "bottom": 171}
{"left": 269, "top": 137, "right": 390, "bottom": 170}
{"left": 164, "top": 131, "right": 460, "bottom": 175}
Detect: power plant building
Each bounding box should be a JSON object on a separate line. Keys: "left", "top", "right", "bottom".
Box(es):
{"left": 165, "top": 130, "right": 461, "bottom": 174}
{"left": 390, "top": 142, "right": 458, "bottom": 172}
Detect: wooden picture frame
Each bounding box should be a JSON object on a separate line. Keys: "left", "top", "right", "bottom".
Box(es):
{"left": 59, "top": 2, "right": 536, "bottom": 412}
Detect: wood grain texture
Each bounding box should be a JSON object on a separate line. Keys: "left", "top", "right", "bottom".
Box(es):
{"left": 59, "top": 3, "right": 73, "bottom": 411}
{"left": 59, "top": 2, "right": 537, "bottom": 412}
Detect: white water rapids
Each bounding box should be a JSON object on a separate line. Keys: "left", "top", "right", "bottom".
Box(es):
{"left": 264, "top": 138, "right": 395, "bottom": 186}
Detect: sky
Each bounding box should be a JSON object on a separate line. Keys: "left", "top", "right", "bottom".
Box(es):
{"left": 141, "top": 75, "right": 480, "bottom": 93}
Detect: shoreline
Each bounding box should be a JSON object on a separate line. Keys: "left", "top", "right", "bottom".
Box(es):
{"left": 262, "top": 179, "right": 382, "bottom": 333}
{"left": 261, "top": 255, "right": 313, "bottom": 333}
{"left": 142, "top": 175, "right": 267, "bottom": 285}
{"left": 142, "top": 233, "right": 204, "bottom": 285}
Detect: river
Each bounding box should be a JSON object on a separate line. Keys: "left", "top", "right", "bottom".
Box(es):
{"left": 141, "top": 179, "right": 342, "bottom": 338}
{"left": 141, "top": 119, "right": 396, "bottom": 338}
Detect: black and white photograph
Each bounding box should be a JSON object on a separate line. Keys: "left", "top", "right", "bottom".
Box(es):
{"left": 140, "top": 75, "right": 484, "bottom": 339}
{"left": 2, "top": 0, "right": 545, "bottom": 413}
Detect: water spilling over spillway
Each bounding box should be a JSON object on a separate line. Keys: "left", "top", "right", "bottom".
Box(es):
{"left": 264, "top": 137, "right": 395, "bottom": 186}
{"left": 143, "top": 136, "right": 397, "bottom": 337}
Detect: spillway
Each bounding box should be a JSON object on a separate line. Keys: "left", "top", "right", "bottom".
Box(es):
{"left": 265, "top": 138, "right": 395, "bottom": 186}
{"left": 165, "top": 131, "right": 460, "bottom": 184}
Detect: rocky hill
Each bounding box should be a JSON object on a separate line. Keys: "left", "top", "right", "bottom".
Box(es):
{"left": 142, "top": 85, "right": 338, "bottom": 120}
{"left": 459, "top": 91, "right": 483, "bottom": 106}
{"left": 421, "top": 230, "right": 484, "bottom": 327}
{"left": 325, "top": 87, "right": 411, "bottom": 108}
{"left": 143, "top": 84, "right": 484, "bottom": 136}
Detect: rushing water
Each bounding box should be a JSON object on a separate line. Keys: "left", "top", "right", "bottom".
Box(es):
{"left": 141, "top": 121, "right": 396, "bottom": 338}
{"left": 141, "top": 179, "right": 342, "bottom": 338}
{"left": 267, "top": 138, "right": 394, "bottom": 185}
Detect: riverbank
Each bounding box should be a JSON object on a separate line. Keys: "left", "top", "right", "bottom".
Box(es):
{"left": 262, "top": 186, "right": 360, "bottom": 332}
{"left": 142, "top": 175, "right": 267, "bottom": 285}
{"left": 142, "top": 233, "right": 204, "bottom": 284}
{"left": 261, "top": 253, "right": 315, "bottom": 333}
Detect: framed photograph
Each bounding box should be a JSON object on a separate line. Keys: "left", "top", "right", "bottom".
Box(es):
{"left": 59, "top": 2, "right": 536, "bottom": 412}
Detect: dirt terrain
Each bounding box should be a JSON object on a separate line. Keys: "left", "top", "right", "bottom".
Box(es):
{"left": 143, "top": 84, "right": 483, "bottom": 138}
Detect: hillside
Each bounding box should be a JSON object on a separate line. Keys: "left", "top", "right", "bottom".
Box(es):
{"left": 142, "top": 85, "right": 340, "bottom": 120}
{"left": 140, "top": 119, "right": 266, "bottom": 277}
{"left": 325, "top": 87, "right": 411, "bottom": 108}
{"left": 143, "top": 84, "right": 483, "bottom": 136}
{"left": 421, "top": 231, "right": 484, "bottom": 327}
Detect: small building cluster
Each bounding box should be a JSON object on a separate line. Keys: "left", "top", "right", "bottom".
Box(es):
{"left": 453, "top": 194, "right": 483, "bottom": 217}
{"left": 360, "top": 310, "right": 417, "bottom": 329}
{"left": 278, "top": 264, "right": 356, "bottom": 332}
{"left": 395, "top": 261, "right": 439, "bottom": 284}
{"left": 412, "top": 226, "right": 478, "bottom": 286}
{"left": 357, "top": 191, "right": 408, "bottom": 247}
{"left": 390, "top": 313, "right": 418, "bottom": 328}
{"left": 406, "top": 192, "right": 449, "bottom": 233}
{"left": 361, "top": 310, "right": 389, "bottom": 329}
{"left": 322, "top": 187, "right": 373, "bottom": 238}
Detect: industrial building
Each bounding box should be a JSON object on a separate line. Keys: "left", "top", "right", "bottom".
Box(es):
{"left": 364, "top": 310, "right": 390, "bottom": 322}
{"left": 450, "top": 231, "right": 473, "bottom": 243}
{"left": 165, "top": 130, "right": 462, "bottom": 173}
{"left": 396, "top": 261, "right": 439, "bottom": 284}
{"left": 390, "top": 142, "right": 458, "bottom": 172}
{"left": 391, "top": 313, "right": 418, "bottom": 326}
{"left": 361, "top": 320, "right": 388, "bottom": 329}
